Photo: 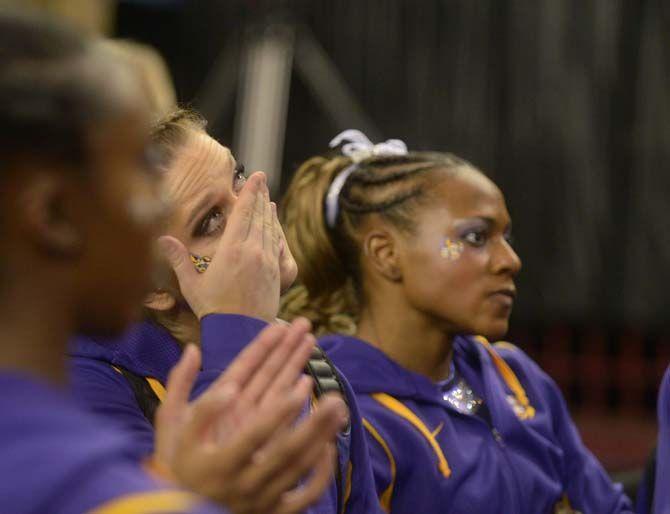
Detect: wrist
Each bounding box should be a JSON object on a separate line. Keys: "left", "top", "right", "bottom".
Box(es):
{"left": 197, "top": 305, "right": 277, "bottom": 322}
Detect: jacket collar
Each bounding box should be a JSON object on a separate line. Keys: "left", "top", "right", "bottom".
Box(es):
{"left": 69, "top": 321, "right": 182, "bottom": 382}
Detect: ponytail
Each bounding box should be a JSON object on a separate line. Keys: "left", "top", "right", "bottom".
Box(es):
{"left": 280, "top": 156, "right": 359, "bottom": 335}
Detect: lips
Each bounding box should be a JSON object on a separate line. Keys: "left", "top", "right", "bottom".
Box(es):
{"left": 491, "top": 288, "right": 516, "bottom": 299}
{"left": 488, "top": 287, "right": 516, "bottom": 307}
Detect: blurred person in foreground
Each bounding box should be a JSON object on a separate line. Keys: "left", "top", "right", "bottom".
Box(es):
{"left": 68, "top": 109, "right": 382, "bottom": 514}
{"left": 279, "top": 130, "right": 634, "bottom": 514}
{"left": 0, "top": 10, "right": 345, "bottom": 514}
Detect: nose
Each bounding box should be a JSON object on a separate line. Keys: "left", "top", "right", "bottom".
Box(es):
{"left": 491, "top": 238, "right": 522, "bottom": 276}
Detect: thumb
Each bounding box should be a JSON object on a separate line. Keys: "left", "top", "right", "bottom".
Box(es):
{"left": 157, "top": 235, "right": 195, "bottom": 287}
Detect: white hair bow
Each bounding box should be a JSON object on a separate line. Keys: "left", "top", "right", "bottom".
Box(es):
{"left": 329, "top": 129, "right": 408, "bottom": 163}
{"left": 324, "top": 129, "right": 409, "bottom": 228}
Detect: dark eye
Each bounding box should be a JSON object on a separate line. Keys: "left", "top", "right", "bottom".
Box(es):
{"left": 504, "top": 231, "right": 514, "bottom": 246}
{"left": 463, "top": 230, "right": 487, "bottom": 247}
{"left": 233, "top": 163, "right": 247, "bottom": 193}
{"left": 196, "top": 208, "right": 225, "bottom": 237}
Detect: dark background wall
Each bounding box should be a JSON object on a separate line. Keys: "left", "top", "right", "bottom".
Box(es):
{"left": 118, "top": 0, "right": 670, "bottom": 327}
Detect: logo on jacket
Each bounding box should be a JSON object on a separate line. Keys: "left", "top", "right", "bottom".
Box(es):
{"left": 554, "top": 495, "right": 582, "bottom": 513}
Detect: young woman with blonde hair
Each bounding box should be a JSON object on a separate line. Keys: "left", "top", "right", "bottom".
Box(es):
{"left": 69, "top": 112, "right": 381, "bottom": 514}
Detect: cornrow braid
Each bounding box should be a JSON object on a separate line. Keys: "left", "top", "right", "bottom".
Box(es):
{"left": 347, "top": 162, "right": 440, "bottom": 186}
{"left": 0, "top": 11, "right": 111, "bottom": 170}
{"left": 339, "top": 186, "right": 423, "bottom": 214}
{"left": 280, "top": 149, "right": 474, "bottom": 336}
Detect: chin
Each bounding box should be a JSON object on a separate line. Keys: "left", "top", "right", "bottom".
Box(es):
{"left": 478, "top": 320, "right": 510, "bottom": 341}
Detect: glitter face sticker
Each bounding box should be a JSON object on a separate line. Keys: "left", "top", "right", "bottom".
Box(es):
{"left": 190, "top": 254, "right": 211, "bottom": 273}
{"left": 440, "top": 238, "right": 464, "bottom": 261}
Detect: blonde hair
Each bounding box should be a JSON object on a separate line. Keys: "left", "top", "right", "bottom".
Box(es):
{"left": 99, "top": 39, "right": 176, "bottom": 117}
{"left": 144, "top": 107, "right": 208, "bottom": 327}
{"left": 151, "top": 107, "right": 206, "bottom": 164}
{"left": 280, "top": 151, "right": 471, "bottom": 336}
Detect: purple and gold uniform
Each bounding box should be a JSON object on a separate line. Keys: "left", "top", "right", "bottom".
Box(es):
{"left": 319, "top": 334, "right": 633, "bottom": 514}
{"left": 69, "top": 314, "right": 382, "bottom": 514}
{"left": 652, "top": 365, "right": 670, "bottom": 514}
{"left": 0, "top": 371, "right": 224, "bottom": 514}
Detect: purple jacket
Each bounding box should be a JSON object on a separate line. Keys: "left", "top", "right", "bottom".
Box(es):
{"left": 319, "top": 334, "right": 633, "bottom": 514}
{"left": 653, "top": 365, "right": 670, "bottom": 514}
{"left": 0, "top": 371, "right": 223, "bottom": 514}
{"left": 68, "top": 314, "right": 382, "bottom": 514}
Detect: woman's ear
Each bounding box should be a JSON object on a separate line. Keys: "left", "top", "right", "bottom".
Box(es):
{"left": 21, "top": 171, "right": 83, "bottom": 257}
{"left": 144, "top": 289, "right": 176, "bottom": 312}
{"left": 363, "top": 229, "right": 402, "bottom": 282}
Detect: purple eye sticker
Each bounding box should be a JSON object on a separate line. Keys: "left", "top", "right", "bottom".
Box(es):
{"left": 190, "top": 253, "right": 211, "bottom": 273}
{"left": 440, "top": 238, "right": 464, "bottom": 261}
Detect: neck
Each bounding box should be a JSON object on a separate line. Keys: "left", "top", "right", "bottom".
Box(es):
{"left": 155, "top": 307, "right": 200, "bottom": 348}
{"left": 0, "top": 277, "right": 73, "bottom": 385}
{"left": 356, "top": 288, "right": 454, "bottom": 382}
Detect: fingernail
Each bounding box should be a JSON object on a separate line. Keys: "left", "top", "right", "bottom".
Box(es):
{"left": 183, "top": 343, "right": 196, "bottom": 359}
{"left": 294, "top": 317, "right": 312, "bottom": 331}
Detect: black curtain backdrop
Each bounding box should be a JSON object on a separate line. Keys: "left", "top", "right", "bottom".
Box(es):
{"left": 117, "top": 0, "right": 670, "bottom": 327}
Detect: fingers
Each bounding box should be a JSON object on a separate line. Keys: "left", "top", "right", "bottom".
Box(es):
{"left": 240, "top": 318, "right": 312, "bottom": 406}
{"left": 214, "top": 375, "right": 313, "bottom": 469}
{"left": 237, "top": 393, "right": 347, "bottom": 496}
{"left": 161, "top": 344, "right": 201, "bottom": 416}
{"left": 270, "top": 202, "right": 281, "bottom": 259}
{"left": 157, "top": 235, "right": 196, "bottom": 289}
{"left": 180, "top": 381, "right": 239, "bottom": 446}
{"left": 154, "top": 345, "right": 201, "bottom": 466}
{"left": 262, "top": 185, "right": 273, "bottom": 251}
{"left": 253, "top": 432, "right": 332, "bottom": 509}
{"left": 220, "top": 172, "right": 263, "bottom": 245}
{"left": 247, "top": 175, "right": 266, "bottom": 246}
{"left": 274, "top": 445, "right": 336, "bottom": 514}
{"left": 259, "top": 331, "right": 315, "bottom": 409}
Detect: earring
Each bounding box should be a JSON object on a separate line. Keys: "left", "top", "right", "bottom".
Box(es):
{"left": 190, "top": 253, "right": 211, "bottom": 273}
{"left": 440, "top": 238, "right": 464, "bottom": 260}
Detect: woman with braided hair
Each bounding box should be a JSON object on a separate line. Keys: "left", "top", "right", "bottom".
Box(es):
{"left": 280, "top": 130, "right": 633, "bottom": 514}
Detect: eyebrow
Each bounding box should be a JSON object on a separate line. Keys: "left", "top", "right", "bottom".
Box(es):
{"left": 187, "top": 191, "right": 216, "bottom": 230}
{"left": 456, "top": 216, "right": 513, "bottom": 231}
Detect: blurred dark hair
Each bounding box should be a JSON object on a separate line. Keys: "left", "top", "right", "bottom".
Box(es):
{"left": 0, "top": 10, "right": 110, "bottom": 170}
